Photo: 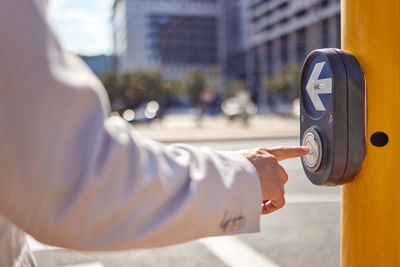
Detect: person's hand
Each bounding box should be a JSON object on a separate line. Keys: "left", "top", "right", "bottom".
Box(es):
{"left": 242, "top": 146, "right": 309, "bottom": 215}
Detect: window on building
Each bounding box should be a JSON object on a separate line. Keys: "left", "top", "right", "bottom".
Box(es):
{"left": 321, "top": 0, "right": 329, "bottom": 7}
{"left": 147, "top": 14, "right": 217, "bottom": 65}
{"left": 295, "top": 9, "right": 307, "bottom": 18}
{"left": 251, "top": 16, "right": 259, "bottom": 23}
{"left": 278, "top": 2, "right": 289, "bottom": 10}
{"left": 321, "top": 19, "right": 330, "bottom": 47}
{"left": 251, "top": 1, "right": 275, "bottom": 21}
{"left": 264, "top": 24, "right": 274, "bottom": 32}
{"left": 296, "top": 28, "right": 306, "bottom": 63}
{"left": 261, "top": 9, "right": 273, "bottom": 19}
{"left": 279, "top": 18, "right": 288, "bottom": 25}
{"left": 280, "top": 35, "right": 288, "bottom": 65}
{"left": 250, "top": 0, "right": 272, "bottom": 10}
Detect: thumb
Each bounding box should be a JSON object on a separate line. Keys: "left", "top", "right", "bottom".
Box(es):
{"left": 268, "top": 146, "right": 310, "bottom": 161}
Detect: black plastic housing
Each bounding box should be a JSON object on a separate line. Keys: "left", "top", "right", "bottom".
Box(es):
{"left": 300, "top": 48, "right": 365, "bottom": 186}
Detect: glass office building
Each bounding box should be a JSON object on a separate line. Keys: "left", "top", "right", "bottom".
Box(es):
{"left": 112, "top": 0, "right": 219, "bottom": 78}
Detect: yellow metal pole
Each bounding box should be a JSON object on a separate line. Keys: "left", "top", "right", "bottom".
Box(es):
{"left": 341, "top": 1, "right": 400, "bottom": 266}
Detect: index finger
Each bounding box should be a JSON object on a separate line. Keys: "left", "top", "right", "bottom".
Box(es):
{"left": 267, "top": 146, "right": 310, "bottom": 161}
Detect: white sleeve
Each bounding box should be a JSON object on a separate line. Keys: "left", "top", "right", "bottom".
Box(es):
{"left": 0, "top": 0, "right": 262, "bottom": 251}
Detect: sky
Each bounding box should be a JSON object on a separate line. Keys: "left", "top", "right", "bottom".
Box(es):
{"left": 48, "top": 0, "right": 115, "bottom": 56}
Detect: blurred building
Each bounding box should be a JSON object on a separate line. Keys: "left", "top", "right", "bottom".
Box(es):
{"left": 80, "top": 55, "right": 117, "bottom": 77}
{"left": 218, "top": 0, "right": 251, "bottom": 84}
{"left": 112, "top": 0, "right": 219, "bottom": 79}
{"left": 247, "top": 0, "right": 341, "bottom": 104}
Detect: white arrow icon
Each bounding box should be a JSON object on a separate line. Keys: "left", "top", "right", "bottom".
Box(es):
{"left": 306, "top": 62, "right": 332, "bottom": 111}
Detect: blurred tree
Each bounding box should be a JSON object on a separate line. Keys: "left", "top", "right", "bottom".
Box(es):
{"left": 158, "top": 79, "right": 184, "bottom": 115}
{"left": 205, "top": 68, "right": 221, "bottom": 96}
{"left": 265, "top": 64, "right": 301, "bottom": 101}
{"left": 124, "top": 69, "right": 164, "bottom": 107}
{"left": 101, "top": 69, "right": 222, "bottom": 112}
{"left": 101, "top": 69, "right": 168, "bottom": 110}
{"left": 100, "top": 71, "right": 122, "bottom": 104}
{"left": 224, "top": 80, "right": 247, "bottom": 99}
{"left": 184, "top": 70, "right": 206, "bottom": 106}
{"left": 184, "top": 69, "right": 221, "bottom": 107}
{"left": 163, "top": 79, "right": 184, "bottom": 96}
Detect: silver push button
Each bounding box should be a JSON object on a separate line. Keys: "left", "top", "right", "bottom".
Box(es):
{"left": 301, "top": 128, "right": 323, "bottom": 172}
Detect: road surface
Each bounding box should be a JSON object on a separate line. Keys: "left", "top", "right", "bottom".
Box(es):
{"left": 32, "top": 138, "right": 341, "bottom": 267}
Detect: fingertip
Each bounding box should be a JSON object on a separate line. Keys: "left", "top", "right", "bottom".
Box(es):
{"left": 301, "top": 146, "right": 310, "bottom": 154}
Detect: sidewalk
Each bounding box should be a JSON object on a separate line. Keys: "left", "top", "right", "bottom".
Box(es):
{"left": 132, "top": 114, "right": 300, "bottom": 142}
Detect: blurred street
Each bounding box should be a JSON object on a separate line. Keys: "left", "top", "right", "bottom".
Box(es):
{"left": 30, "top": 133, "right": 341, "bottom": 267}
{"left": 130, "top": 113, "right": 299, "bottom": 142}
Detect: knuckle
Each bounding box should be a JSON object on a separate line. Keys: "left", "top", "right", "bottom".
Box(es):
{"left": 258, "top": 147, "right": 268, "bottom": 153}
{"left": 282, "top": 171, "right": 289, "bottom": 183}
{"left": 275, "top": 197, "right": 285, "bottom": 209}
{"left": 280, "top": 198, "right": 286, "bottom": 208}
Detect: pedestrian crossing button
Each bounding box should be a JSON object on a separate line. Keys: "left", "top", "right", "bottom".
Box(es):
{"left": 301, "top": 128, "right": 323, "bottom": 172}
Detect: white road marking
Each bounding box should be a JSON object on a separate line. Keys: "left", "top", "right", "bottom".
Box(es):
{"left": 200, "top": 236, "right": 280, "bottom": 267}
{"left": 198, "top": 194, "right": 339, "bottom": 267}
